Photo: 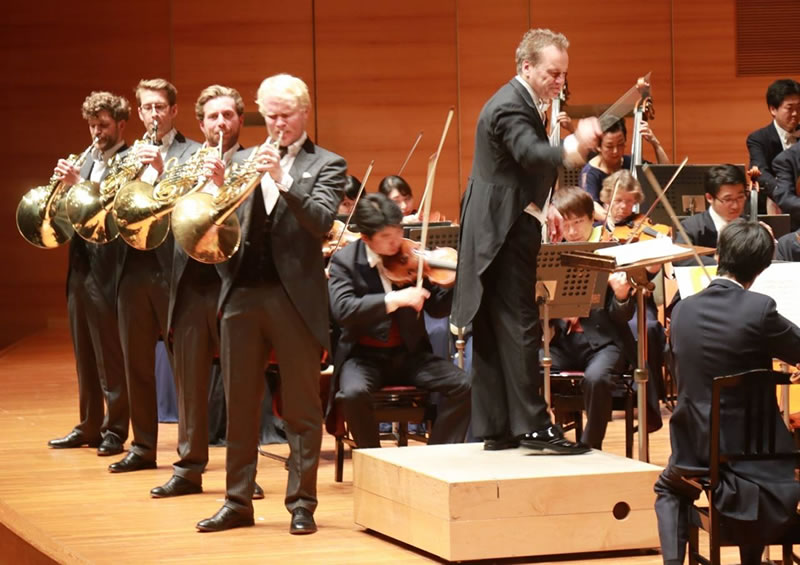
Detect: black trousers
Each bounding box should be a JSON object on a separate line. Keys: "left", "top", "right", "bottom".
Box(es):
{"left": 549, "top": 333, "right": 625, "bottom": 449}
{"left": 171, "top": 279, "right": 219, "bottom": 485}
{"left": 67, "top": 266, "right": 128, "bottom": 442}
{"left": 470, "top": 213, "right": 550, "bottom": 438}
{"left": 117, "top": 253, "right": 171, "bottom": 462}
{"left": 654, "top": 465, "right": 764, "bottom": 565}
{"left": 220, "top": 283, "right": 322, "bottom": 518}
{"left": 337, "top": 346, "right": 471, "bottom": 448}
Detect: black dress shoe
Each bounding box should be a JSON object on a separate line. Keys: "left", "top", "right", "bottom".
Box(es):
{"left": 196, "top": 506, "right": 254, "bottom": 532}
{"left": 518, "top": 426, "right": 591, "bottom": 455}
{"left": 48, "top": 431, "right": 100, "bottom": 449}
{"left": 108, "top": 452, "right": 157, "bottom": 473}
{"left": 253, "top": 482, "right": 264, "bottom": 500}
{"left": 151, "top": 475, "right": 202, "bottom": 498}
{"left": 483, "top": 435, "right": 520, "bottom": 451}
{"left": 290, "top": 507, "right": 317, "bottom": 535}
{"left": 96, "top": 435, "right": 124, "bottom": 456}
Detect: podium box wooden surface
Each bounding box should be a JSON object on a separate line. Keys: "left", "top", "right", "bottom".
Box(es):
{"left": 353, "top": 443, "right": 663, "bottom": 562}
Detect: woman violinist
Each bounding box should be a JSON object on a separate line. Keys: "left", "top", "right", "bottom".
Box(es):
{"left": 599, "top": 170, "right": 670, "bottom": 242}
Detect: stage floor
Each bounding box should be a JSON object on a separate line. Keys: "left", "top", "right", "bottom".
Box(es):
{"left": 0, "top": 328, "right": 748, "bottom": 564}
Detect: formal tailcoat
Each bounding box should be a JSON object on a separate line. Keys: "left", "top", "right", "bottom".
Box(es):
{"left": 452, "top": 79, "right": 562, "bottom": 327}
{"left": 772, "top": 143, "right": 800, "bottom": 231}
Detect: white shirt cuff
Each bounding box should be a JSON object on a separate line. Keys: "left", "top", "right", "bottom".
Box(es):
{"left": 140, "top": 165, "right": 158, "bottom": 185}
{"left": 384, "top": 291, "right": 401, "bottom": 313}
{"left": 562, "top": 134, "right": 585, "bottom": 169}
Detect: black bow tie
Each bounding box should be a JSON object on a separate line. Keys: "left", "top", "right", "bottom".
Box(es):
{"left": 279, "top": 146, "right": 288, "bottom": 158}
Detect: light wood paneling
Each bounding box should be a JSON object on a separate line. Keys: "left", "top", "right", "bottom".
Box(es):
{"left": 314, "top": 0, "right": 461, "bottom": 220}
{"left": 0, "top": 1, "right": 171, "bottom": 348}
{"left": 170, "top": 0, "right": 316, "bottom": 148}
{"left": 456, "top": 0, "right": 530, "bottom": 190}
{"left": 673, "top": 0, "right": 777, "bottom": 165}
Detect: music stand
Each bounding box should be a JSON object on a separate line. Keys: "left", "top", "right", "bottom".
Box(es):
{"left": 406, "top": 224, "right": 460, "bottom": 249}
{"left": 561, "top": 243, "right": 715, "bottom": 462}
{"left": 536, "top": 242, "right": 614, "bottom": 407}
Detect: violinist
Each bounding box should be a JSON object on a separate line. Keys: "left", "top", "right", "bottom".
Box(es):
{"left": 327, "top": 193, "right": 470, "bottom": 449}
{"left": 599, "top": 171, "right": 667, "bottom": 432}
{"left": 674, "top": 164, "right": 748, "bottom": 266}
{"left": 337, "top": 174, "right": 361, "bottom": 218}
{"left": 378, "top": 175, "right": 418, "bottom": 223}
{"left": 550, "top": 187, "right": 636, "bottom": 449}
{"left": 580, "top": 119, "right": 669, "bottom": 220}
{"left": 598, "top": 169, "right": 646, "bottom": 228}
{"left": 746, "top": 78, "right": 800, "bottom": 209}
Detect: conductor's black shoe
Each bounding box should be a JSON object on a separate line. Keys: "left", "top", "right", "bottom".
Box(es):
{"left": 483, "top": 435, "right": 520, "bottom": 451}
{"left": 150, "top": 475, "right": 202, "bottom": 498}
{"left": 96, "top": 434, "right": 124, "bottom": 456}
{"left": 196, "top": 506, "right": 254, "bottom": 532}
{"left": 289, "top": 507, "right": 317, "bottom": 535}
{"left": 253, "top": 482, "right": 264, "bottom": 500}
{"left": 48, "top": 431, "right": 100, "bottom": 449}
{"left": 518, "top": 426, "right": 591, "bottom": 455}
{"left": 108, "top": 452, "right": 157, "bottom": 473}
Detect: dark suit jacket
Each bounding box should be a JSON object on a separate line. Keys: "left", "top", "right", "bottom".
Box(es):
{"left": 215, "top": 137, "right": 346, "bottom": 352}
{"left": 328, "top": 239, "right": 452, "bottom": 371}
{"left": 452, "top": 78, "right": 562, "bottom": 327}
{"left": 772, "top": 143, "right": 800, "bottom": 231}
{"left": 66, "top": 144, "right": 128, "bottom": 307}
{"left": 114, "top": 131, "right": 201, "bottom": 298}
{"left": 746, "top": 122, "right": 785, "bottom": 197}
{"left": 776, "top": 229, "right": 800, "bottom": 261}
{"left": 674, "top": 210, "right": 718, "bottom": 266}
{"left": 166, "top": 143, "right": 244, "bottom": 335}
{"left": 670, "top": 278, "right": 800, "bottom": 526}
{"left": 551, "top": 288, "right": 636, "bottom": 366}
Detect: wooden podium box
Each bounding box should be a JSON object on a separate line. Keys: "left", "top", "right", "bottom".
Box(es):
{"left": 353, "top": 443, "right": 662, "bottom": 562}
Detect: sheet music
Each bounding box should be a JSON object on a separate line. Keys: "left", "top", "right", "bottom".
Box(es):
{"left": 674, "top": 262, "right": 800, "bottom": 327}
{"left": 750, "top": 263, "right": 800, "bottom": 327}
{"left": 595, "top": 237, "right": 688, "bottom": 266}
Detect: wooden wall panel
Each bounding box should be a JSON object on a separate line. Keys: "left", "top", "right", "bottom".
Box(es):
{"left": 314, "top": 0, "right": 461, "bottom": 220}
{"left": 171, "top": 0, "right": 315, "bottom": 148}
{"left": 1, "top": 1, "right": 171, "bottom": 349}
{"left": 456, "top": 0, "right": 530, "bottom": 190}
{"left": 673, "top": 0, "right": 775, "bottom": 165}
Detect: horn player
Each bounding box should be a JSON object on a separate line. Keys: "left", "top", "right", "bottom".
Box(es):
{"left": 195, "top": 74, "right": 346, "bottom": 535}
{"left": 47, "top": 91, "right": 130, "bottom": 457}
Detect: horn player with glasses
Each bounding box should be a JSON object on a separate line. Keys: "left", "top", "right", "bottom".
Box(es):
{"left": 194, "top": 74, "right": 346, "bottom": 535}
{"left": 107, "top": 78, "right": 201, "bottom": 474}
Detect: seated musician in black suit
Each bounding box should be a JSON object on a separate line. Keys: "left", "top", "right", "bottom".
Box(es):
{"left": 550, "top": 187, "right": 636, "bottom": 449}
{"left": 776, "top": 227, "right": 800, "bottom": 261}
{"left": 328, "top": 193, "right": 470, "bottom": 448}
{"left": 746, "top": 78, "right": 800, "bottom": 208}
{"left": 674, "top": 164, "right": 747, "bottom": 266}
{"left": 655, "top": 219, "right": 800, "bottom": 565}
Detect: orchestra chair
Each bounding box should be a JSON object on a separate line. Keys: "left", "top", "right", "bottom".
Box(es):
{"left": 549, "top": 370, "right": 636, "bottom": 458}
{"left": 682, "top": 369, "right": 800, "bottom": 565}
{"left": 332, "top": 386, "right": 431, "bottom": 483}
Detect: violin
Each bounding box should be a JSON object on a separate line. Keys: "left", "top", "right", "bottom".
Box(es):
{"left": 322, "top": 220, "right": 360, "bottom": 257}
{"left": 381, "top": 238, "right": 457, "bottom": 288}
{"left": 606, "top": 214, "right": 671, "bottom": 243}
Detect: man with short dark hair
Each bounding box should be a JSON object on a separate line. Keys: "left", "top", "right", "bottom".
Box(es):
{"left": 328, "top": 193, "right": 470, "bottom": 449}
{"left": 674, "top": 164, "right": 747, "bottom": 265}
{"left": 746, "top": 78, "right": 800, "bottom": 208}
{"left": 655, "top": 219, "right": 800, "bottom": 565}
{"left": 48, "top": 91, "right": 130, "bottom": 457}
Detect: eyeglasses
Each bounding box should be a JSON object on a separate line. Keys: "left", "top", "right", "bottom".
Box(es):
{"left": 714, "top": 193, "right": 748, "bottom": 206}
{"left": 140, "top": 103, "right": 169, "bottom": 114}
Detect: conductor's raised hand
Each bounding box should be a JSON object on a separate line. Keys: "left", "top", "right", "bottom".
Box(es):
{"left": 574, "top": 117, "right": 603, "bottom": 155}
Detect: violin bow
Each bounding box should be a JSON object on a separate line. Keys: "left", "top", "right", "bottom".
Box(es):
{"left": 327, "top": 160, "right": 374, "bottom": 261}
{"left": 602, "top": 178, "right": 622, "bottom": 241}
{"left": 641, "top": 163, "right": 713, "bottom": 282}
{"left": 397, "top": 131, "right": 424, "bottom": 176}
{"left": 623, "top": 156, "right": 689, "bottom": 244}
{"left": 416, "top": 107, "right": 455, "bottom": 289}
